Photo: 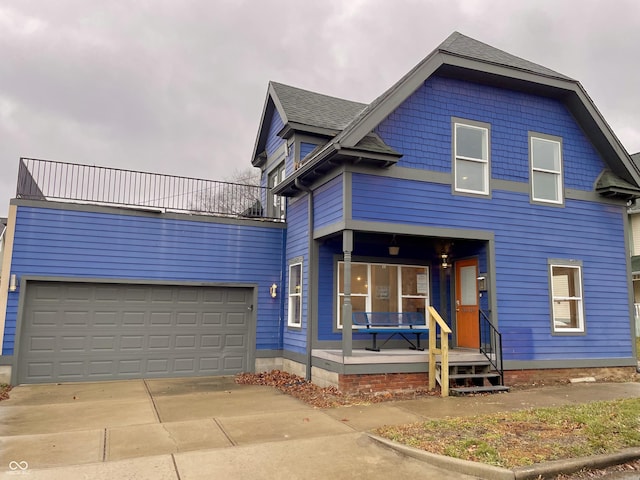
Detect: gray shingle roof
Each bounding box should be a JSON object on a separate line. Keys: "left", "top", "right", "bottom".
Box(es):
{"left": 352, "top": 133, "right": 401, "bottom": 156}
{"left": 439, "top": 32, "right": 574, "bottom": 81}
{"left": 270, "top": 82, "right": 366, "bottom": 132}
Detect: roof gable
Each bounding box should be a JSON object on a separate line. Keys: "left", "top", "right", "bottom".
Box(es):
{"left": 266, "top": 32, "right": 640, "bottom": 193}
{"left": 251, "top": 82, "right": 366, "bottom": 166}
{"left": 330, "top": 32, "right": 640, "bottom": 187}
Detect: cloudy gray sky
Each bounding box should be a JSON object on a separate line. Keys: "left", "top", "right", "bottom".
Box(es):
{"left": 1, "top": 0, "right": 639, "bottom": 217}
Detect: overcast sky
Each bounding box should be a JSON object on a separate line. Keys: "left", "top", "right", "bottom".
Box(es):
{"left": 1, "top": 0, "right": 639, "bottom": 217}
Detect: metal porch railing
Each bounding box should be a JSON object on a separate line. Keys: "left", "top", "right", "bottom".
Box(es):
{"left": 16, "top": 157, "right": 282, "bottom": 221}
{"left": 479, "top": 309, "right": 504, "bottom": 385}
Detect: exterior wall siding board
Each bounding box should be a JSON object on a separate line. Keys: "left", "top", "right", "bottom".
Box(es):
{"left": 266, "top": 110, "right": 285, "bottom": 157}
{"left": 351, "top": 174, "right": 631, "bottom": 361}
{"left": 300, "top": 142, "right": 317, "bottom": 160}
{"left": 375, "top": 76, "right": 606, "bottom": 190}
{"left": 314, "top": 175, "right": 344, "bottom": 230}
{"left": 3, "top": 206, "right": 284, "bottom": 355}
{"left": 283, "top": 196, "right": 309, "bottom": 354}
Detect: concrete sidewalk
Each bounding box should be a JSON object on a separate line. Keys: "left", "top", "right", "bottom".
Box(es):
{"left": 1, "top": 378, "right": 639, "bottom": 479}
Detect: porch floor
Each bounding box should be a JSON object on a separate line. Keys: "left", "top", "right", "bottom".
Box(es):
{"left": 312, "top": 348, "right": 488, "bottom": 365}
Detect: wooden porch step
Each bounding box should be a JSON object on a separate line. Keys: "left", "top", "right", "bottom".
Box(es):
{"left": 450, "top": 385, "right": 510, "bottom": 395}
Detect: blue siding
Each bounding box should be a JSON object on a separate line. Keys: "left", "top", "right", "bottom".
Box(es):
{"left": 283, "top": 196, "right": 309, "bottom": 354}
{"left": 375, "top": 76, "right": 606, "bottom": 190}
{"left": 314, "top": 175, "right": 344, "bottom": 230}
{"left": 265, "top": 110, "right": 285, "bottom": 157}
{"left": 351, "top": 173, "right": 632, "bottom": 361}
{"left": 300, "top": 142, "right": 317, "bottom": 160}
{"left": 3, "top": 206, "right": 284, "bottom": 355}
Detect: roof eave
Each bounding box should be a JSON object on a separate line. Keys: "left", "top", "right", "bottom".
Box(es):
{"left": 272, "top": 147, "right": 400, "bottom": 196}
{"left": 278, "top": 122, "right": 339, "bottom": 140}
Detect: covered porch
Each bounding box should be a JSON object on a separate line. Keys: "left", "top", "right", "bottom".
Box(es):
{"left": 309, "top": 228, "right": 505, "bottom": 395}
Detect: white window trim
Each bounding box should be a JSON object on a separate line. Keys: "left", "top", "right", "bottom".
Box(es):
{"left": 454, "top": 122, "right": 489, "bottom": 196}
{"left": 530, "top": 135, "right": 563, "bottom": 205}
{"left": 268, "top": 162, "right": 286, "bottom": 219}
{"left": 288, "top": 262, "right": 302, "bottom": 327}
{"left": 549, "top": 263, "right": 585, "bottom": 334}
{"left": 336, "top": 262, "right": 429, "bottom": 329}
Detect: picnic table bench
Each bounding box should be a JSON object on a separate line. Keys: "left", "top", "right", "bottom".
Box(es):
{"left": 352, "top": 312, "right": 429, "bottom": 352}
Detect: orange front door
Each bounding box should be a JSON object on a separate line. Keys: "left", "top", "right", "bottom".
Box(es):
{"left": 455, "top": 258, "right": 479, "bottom": 348}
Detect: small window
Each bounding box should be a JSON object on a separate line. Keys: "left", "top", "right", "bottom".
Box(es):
{"left": 454, "top": 122, "right": 489, "bottom": 195}
{"left": 531, "top": 135, "right": 563, "bottom": 204}
{"left": 267, "top": 163, "right": 285, "bottom": 219}
{"left": 550, "top": 263, "right": 584, "bottom": 333}
{"left": 288, "top": 262, "right": 302, "bottom": 327}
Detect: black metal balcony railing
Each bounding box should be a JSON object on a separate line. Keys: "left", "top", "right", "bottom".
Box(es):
{"left": 16, "top": 157, "right": 281, "bottom": 221}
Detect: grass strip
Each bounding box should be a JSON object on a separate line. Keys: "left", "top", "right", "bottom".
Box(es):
{"left": 375, "top": 397, "right": 640, "bottom": 468}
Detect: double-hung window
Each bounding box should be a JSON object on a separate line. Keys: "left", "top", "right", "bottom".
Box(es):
{"left": 267, "top": 162, "right": 286, "bottom": 219}
{"left": 288, "top": 262, "right": 302, "bottom": 327}
{"left": 454, "top": 121, "right": 489, "bottom": 195}
{"left": 549, "top": 262, "right": 585, "bottom": 334}
{"left": 530, "top": 134, "right": 563, "bottom": 204}
{"left": 336, "top": 262, "right": 429, "bottom": 328}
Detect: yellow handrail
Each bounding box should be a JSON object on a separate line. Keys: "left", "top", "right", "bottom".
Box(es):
{"left": 428, "top": 306, "right": 452, "bottom": 397}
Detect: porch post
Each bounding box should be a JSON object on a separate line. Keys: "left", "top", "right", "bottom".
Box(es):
{"left": 342, "top": 230, "right": 353, "bottom": 357}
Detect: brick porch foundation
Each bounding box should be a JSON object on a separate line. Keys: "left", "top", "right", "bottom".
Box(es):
{"left": 338, "top": 372, "right": 430, "bottom": 394}
{"left": 331, "top": 366, "right": 637, "bottom": 395}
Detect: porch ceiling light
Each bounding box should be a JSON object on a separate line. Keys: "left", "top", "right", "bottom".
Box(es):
{"left": 389, "top": 234, "right": 400, "bottom": 256}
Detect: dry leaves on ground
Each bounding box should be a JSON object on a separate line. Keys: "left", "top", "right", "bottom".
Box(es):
{"left": 0, "top": 384, "right": 12, "bottom": 401}
{"left": 235, "top": 370, "right": 439, "bottom": 408}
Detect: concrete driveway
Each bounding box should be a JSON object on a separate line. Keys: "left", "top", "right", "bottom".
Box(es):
{"left": 3, "top": 378, "right": 640, "bottom": 479}
{"left": 0, "top": 377, "right": 474, "bottom": 479}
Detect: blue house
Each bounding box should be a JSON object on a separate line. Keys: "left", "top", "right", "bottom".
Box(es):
{"left": 1, "top": 33, "right": 638, "bottom": 393}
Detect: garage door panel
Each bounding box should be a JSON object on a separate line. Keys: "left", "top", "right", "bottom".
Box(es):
{"left": 29, "top": 336, "right": 55, "bottom": 352}
{"left": 91, "top": 336, "right": 116, "bottom": 350}
{"left": 227, "top": 290, "right": 250, "bottom": 303}
{"left": 226, "top": 312, "right": 247, "bottom": 326}
{"left": 203, "top": 290, "right": 224, "bottom": 303}
{"left": 176, "top": 312, "right": 197, "bottom": 325}
{"left": 60, "top": 336, "right": 86, "bottom": 352}
{"left": 32, "top": 311, "right": 58, "bottom": 326}
{"left": 66, "top": 285, "right": 92, "bottom": 302}
{"left": 94, "top": 311, "right": 119, "bottom": 326}
{"left": 122, "top": 312, "right": 146, "bottom": 326}
{"left": 203, "top": 313, "right": 222, "bottom": 325}
{"left": 19, "top": 282, "right": 252, "bottom": 384}
{"left": 147, "top": 359, "right": 170, "bottom": 373}
{"left": 224, "top": 334, "right": 246, "bottom": 348}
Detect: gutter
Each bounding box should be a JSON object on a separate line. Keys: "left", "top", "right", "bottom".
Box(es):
{"left": 294, "top": 178, "right": 314, "bottom": 381}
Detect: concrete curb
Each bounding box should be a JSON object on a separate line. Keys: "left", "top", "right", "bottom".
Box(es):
{"left": 368, "top": 434, "right": 640, "bottom": 480}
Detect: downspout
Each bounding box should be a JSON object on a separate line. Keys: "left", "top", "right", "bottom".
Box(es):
{"left": 295, "top": 178, "right": 314, "bottom": 381}
{"left": 279, "top": 223, "right": 287, "bottom": 352}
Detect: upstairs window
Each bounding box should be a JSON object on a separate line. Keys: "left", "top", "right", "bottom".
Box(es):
{"left": 454, "top": 121, "right": 489, "bottom": 195}
{"left": 549, "top": 262, "right": 585, "bottom": 334}
{"left": 288, "top": 262, "right": 302, "bottom": 327}
{"left": 530, "top": 135, "right": 563, "bottom": 204}
{"left": 267, "top": 162, "right": 285, "bottom": 219}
